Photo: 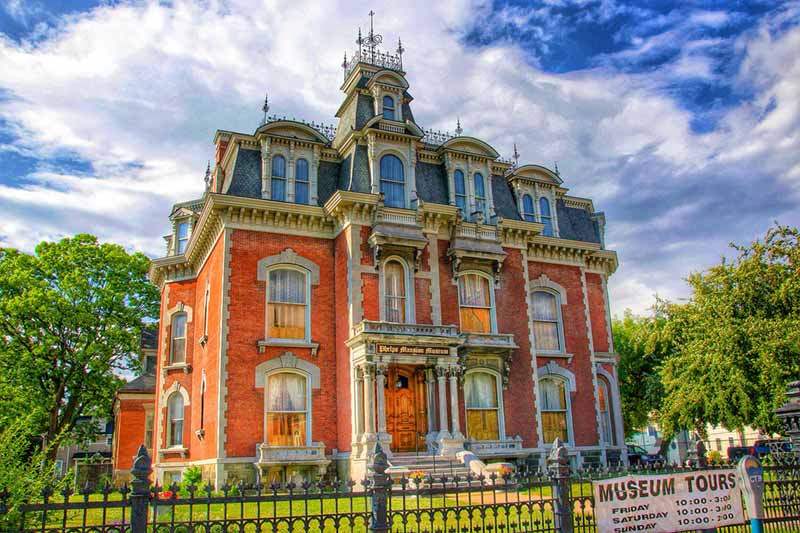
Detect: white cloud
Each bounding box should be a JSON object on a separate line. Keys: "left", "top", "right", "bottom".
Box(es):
{"left": 0, "top": 0, "right": 798, "bottom": 316}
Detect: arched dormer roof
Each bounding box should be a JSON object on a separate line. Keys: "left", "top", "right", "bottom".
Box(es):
{"left": 366, "top": 69, "right": 410, "bottom": 90}
{"left": 439, "top": 136, "right": 500, "bottom": 159}
{"left": 255, "top": 120, "right": 330, "bottom": 144}
{"left": 509, "top": 164, "right": 563, "bottom": 186}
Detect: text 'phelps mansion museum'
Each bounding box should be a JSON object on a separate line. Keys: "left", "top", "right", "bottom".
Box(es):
{"left": 112, "top": 20, "right": 624, "bottom": 487}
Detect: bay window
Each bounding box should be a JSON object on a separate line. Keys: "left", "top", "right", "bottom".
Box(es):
{"left": 541, "top": 377, "right": 570, "bottom": 444}
{"left": 465, "top": 372, "right": 500, "bottom": 441}
{"left": 267, "top": 268, "right": 309, "bottom": 341}
{"left": 266, "top": 372, "right": 308, "bottom": 447}
{"left": 458, "top": 273, "right": 494, "bottom": 333}
{"left": 532, "top": 291, "right": 563, "bottom": 352}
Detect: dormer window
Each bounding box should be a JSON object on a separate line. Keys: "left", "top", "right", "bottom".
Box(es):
{"left": 454, "top": 170, "right": 467, "bottom": 218}
{"left": 295, "top": 158, "right": 309, "bottom": 204}
{"left": 380, "top": 154, "right": 405, "bottom": 208}
{"left": 522, "top": 194, "right": 535, "bottom": 222}
{"left": 382, "top": 95, "right": 396, "bottom": 120}
{"left": 271, "top": 155, "right": 287, "bottom": 202}
{"left": 539, "top": 197, "right": 553, "bottom": 236}
{"left": 176, "top": 222, "right": 189, "bottom": 254}
{"left": 473, "top": 173, "right": 487, "bottom": 221}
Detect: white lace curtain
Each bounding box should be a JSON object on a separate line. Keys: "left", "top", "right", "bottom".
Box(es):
{"left": 459, "top": 274, "right": 489, "bottom": 307}
{"left": 533, "top": 291, "right": 560, "bottom": 351}
{"left": 465, "top": 372, "right": 498, "bottom": 409}
{"left": 384, "top": 261, "right": 406, "bottom": 323}
{"left": 268, "top": 373, "right": 307, "bottom": 412}
{"left": 269, "top": 269, "right": 306, "bottom": 304}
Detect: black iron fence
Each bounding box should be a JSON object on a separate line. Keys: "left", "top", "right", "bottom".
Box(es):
{"left": 1, "top": 444, "right": 798, "bottom": 533}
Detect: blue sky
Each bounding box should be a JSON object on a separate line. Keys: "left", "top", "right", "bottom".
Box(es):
{"left": 1, "top": 0, "right": 798, "bottom": 314}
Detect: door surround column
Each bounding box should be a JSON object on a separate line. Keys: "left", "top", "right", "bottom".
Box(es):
{"left": 376, "top": 364, "right": 388, "bottom": 436}
{"left": 449, "top": 368, "right": 463, "bottom": 439}
{"left": 436, "top": 366, "right": 451, "bottom": 439}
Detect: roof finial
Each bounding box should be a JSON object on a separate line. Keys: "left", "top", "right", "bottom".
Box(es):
{"left": 204, "top": 160, "right": 212, "bottom": 191}
{"left": 554, "top": 161, "right": 560, "bottom": 176}
{"left": 261, "top": 92, "right": 270, "bottom": 125}
{"left": 357, "top": 27, "right": 363, "bottom": 56}
{"left": 513, "top": 143, "right": 520, "bottom": 168}
{"left": 397, "top": 37, "right": 404, "bottom": 68}
{"left": 455, "top": 117, "right": 463, "bottom": 136}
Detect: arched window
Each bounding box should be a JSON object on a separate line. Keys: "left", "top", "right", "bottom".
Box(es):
{"left": 267, "top": 268, "right": 308, "bottom": 340}
{"left": 383, "top": 260, "right": 407, "bottom": 323}
{"left": 167, "top": 392, "right": 184, "bottom": 447}
{"left": 271, "top": 155, "right": 287, "bottom": 202}
{"left": 454, "top": 169, "right": 467, "bottom": 218}
{"left": 382, "top": 95, "right": 396, "bottom": 120}
{"left": 473, "top": 173, "right": 486, "bottom": 220}
{"left": 522, "top": 194, "right": 535, "bottom": 222}
{"left": 465, "top": 371, "right": 501, "bottom": 441}
{"left": 266, "top": 372, "right": 308, "bottom": 446}
{"left": 176, "top": 222, "right": 189, "bottom": 254}
{"left": 540, "top": 377, "right": 570, "bottom": 444}
{"left": 170, "top": 313, "right": 187, "bottom": 364}
{"left": 380, "top": 154, "right": 405, "bottom": 208}
{"left": 598, "top": 378, "right": 614, "bottom": 445}
{"left": 532, "top": 291, "right": 563, "bottom": 352}
{"left": 458, "top": 273, "right": 494, "bottom": 333}
{"left": 295, "top": 158, "right": 309, "bottom": 205}
{"left": 539, "top": 197, "right": 553, "bottom": 236}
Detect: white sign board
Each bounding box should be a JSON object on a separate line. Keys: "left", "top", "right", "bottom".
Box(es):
{"left": 594, "top": 469, "right": 744, "bottom": 533}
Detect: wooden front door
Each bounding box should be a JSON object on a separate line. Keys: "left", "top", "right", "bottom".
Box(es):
{"left": 386, "top": 366, "right": 426, "bottom": 452}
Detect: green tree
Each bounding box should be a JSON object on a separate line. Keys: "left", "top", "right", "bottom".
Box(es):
{"left": 659, "top": 224, "right": 800, "bottom": 436}
{"left": 613, "top": 299, "right": 678, "bottom": 436}
{"left": 0, "top": 234, "right": 159, "bottom": 458}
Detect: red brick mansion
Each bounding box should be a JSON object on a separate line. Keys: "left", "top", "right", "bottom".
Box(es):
{"left": 113, "top": 22, "right": 625, "bottom": 487}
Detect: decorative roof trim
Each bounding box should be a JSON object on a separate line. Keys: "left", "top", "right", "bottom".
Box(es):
{"left": 439, "top": 136, "right": 500, "bottom": 159}
{"left": 255, "top": 120, "right": 331, "bottom": 144}
{"left": 508, "top": 164, "right": 563, "bottom": 186}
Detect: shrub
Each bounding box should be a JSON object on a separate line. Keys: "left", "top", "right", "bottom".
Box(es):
{"left": 179, "top": 466, "right": 203, "bottom": 497}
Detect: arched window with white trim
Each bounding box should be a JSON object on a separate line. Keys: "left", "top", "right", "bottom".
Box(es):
{"left": 295, "top": 158, "right": 309, "bottom": 205}
{"left": 540, "top": 376, "right": 571, "bottom": 444}
{"left": 380, "top": 154, "right": 405, "bottom": 208}
{"left": 382, "top": 95, "right": 396, "bottom": 120}
{"left": 532, "top": 290, "right": 564, "bottom": 352}
{"left": 539, "top": 197, "right": 553, "bottom": 236}
{"left": 170, "top": 313, "right": 187, "bottom": 364}
{"left": 465, "top": 371, "right": 502, "bottom": 441}
{"left": 598, "top": 378, "right": 615, "bottom": 445}
{"left": 266, "top": 371, "right": 309, "bottom": 447}
{"left": 473, "top": 173, "right": 487, "bottom": 220}
{"left": 522, "top": 194, "right": 535, "bottom": 222}
{"left": 458, "top": 273, "right": 495, "bottom": 333}
{"left": 267, "top": 267, "right": 309, "bottom": 341}
{"left": 167, "top": 392, "right": 184, "bottom": 447}
{"left": 454, "top": 169, "right": 467, "bottom": 218}
{"left": 383, "top": 259, "right": 407, "bottom": 323}
{"left": 272, "top": 155, "right": 287, "bottom": 202}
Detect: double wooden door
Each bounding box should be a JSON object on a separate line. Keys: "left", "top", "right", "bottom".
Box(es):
{"left": 385, "top": 366, "right": 426, "bottom": 452}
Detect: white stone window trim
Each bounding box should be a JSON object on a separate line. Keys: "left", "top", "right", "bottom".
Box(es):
{"left": 174, "top": 219, "right": 191, "bottom": 255}
{"left": 537, "top": 362, "right": 576, "bottom": 447}
{"left": 514, "top": 183, "right": 560, "bottom": 237}
{"left": 530, "top": 287, "right": 568, "bottom": 356}
{"left": 378, "top": 255, "right": 416, "bottom": 324}
{"left": 596, "top": 366, "right": 624, "bottom": 447}
{"left": 464, "top": 367, "right": 506, "bottom": 441}
{"left": 163, "top": 382, "right": 191, "bottom": 452}
{"left": 261, "top": 368, "right": 313, "bottom": 447}
{"left": 377, "top": 91, "right": 403, "bottom": 122}
{"left": 262, "top": 141, "right": 318, "bottom": 205}
{"left": 457, "top": 270, "right": 498, "bottom": 334}
{"left": 257, "top": 249, "right": 321, "bottom": 346}
{"left": 163, "top": 302, "right": 193, "bottom": 371}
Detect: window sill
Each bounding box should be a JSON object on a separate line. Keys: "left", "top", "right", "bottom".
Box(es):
{"left": 159, "top": 446, "right": 188, "bottom": 459}
{"left": 257, "top": 340, "right": 319, "bottom": 356}
{"left": 536, "top": 351, "right": 573, "bottom": 362}
{"left": 164, "top": 363, "right": 191, "bottom": 374}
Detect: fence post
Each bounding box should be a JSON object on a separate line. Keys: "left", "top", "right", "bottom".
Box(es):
{"left": 368, "top": 443, "right": 390, "bottom": 533}
{"left": 547, "top": 438, "right": 573, "bottom": 533}
{"left": 129, "top": 444, "right": 152, "bottom": 533}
